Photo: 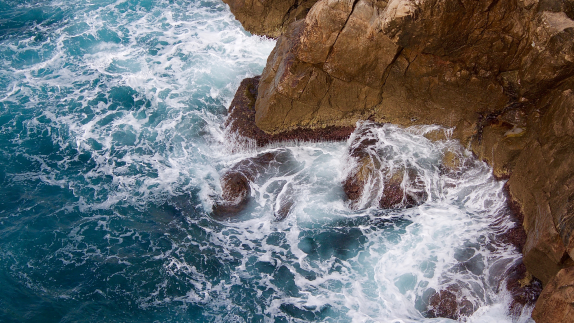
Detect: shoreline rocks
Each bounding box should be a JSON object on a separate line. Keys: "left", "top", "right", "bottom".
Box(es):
{"left": 342, "top": 122, "right": 427, "bottom": 209}
{"left": 224, "top": 76, "right": 356, "bottom": 147}
{"left": 223, "top": 0, "right": 574, "bottom": 319}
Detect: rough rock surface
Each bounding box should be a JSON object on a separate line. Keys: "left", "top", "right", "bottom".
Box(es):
{"left": 223, "top": 0, "right": 574, "bottom": 319}
{"left": 225, "top": 76, "right": 355, "bottom": 147}
{"left": 532, "top": 266, "right": 574, "bottom": 322}
{"left": 426, "top": 288, "right": 474, "bottom": 320}
{"left": 222, "top": 0, "right": 318, "bottom": 38}
{"left": 214, "top": 149, "right": 303, "bottom": 221}
{"left": 213, "top": 151, "right": 280, "bottom": 218}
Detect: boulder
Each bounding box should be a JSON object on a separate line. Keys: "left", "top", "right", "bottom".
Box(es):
{"left": 426, "top": 287, "right": 475, "bottom": 320}
{"left": 213, "top": 150, "right": 304, "bottom": 220}
{"left": 222, "top": 0, "right": 318, "bottom": 38}
{"left": 532, "top": 266, "right": 574, "bottom": 323}
{"left": 213, "top": 171, "right": 251, "bottom": 217}
{"left": 213, "top": 151, "right": 281, "bottom": 218}
{"left": 342, "top": 123, "right": 427, "bottom": 209}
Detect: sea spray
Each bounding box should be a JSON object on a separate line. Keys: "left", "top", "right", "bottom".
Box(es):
{"left": 0, "top": 0, "right": 533, "bottom": 322}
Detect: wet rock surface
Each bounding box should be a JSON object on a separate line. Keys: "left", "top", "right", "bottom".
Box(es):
{"left": 213, "top": 151, "right": 281, "bottom": 219}
{"left": 225, "top": 76, "right": 355, "bottom": 148}
{"left": 506, "top": 261, "right": 544, "bottom": 318}
{"left": 532, "top": 265, "right": 574, "bottom": 323}
{"left": 426, "top": 287, "right": 475, "bottom": 320}
{"left": 224, "top": 0, "right": 574, "bottom": 319}
{"left": 213, "top": 171, "right": 251, "bottom": 217}
{"left": 213, "top": 149, "right": 303, "bottom": 221}
{"left": 342, "top": 122, "right": 427, "bottom": 210}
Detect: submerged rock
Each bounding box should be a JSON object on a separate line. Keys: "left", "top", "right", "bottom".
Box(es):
{"left": 342, "top": 123, "right": 427, "bottom": 210}
{"left": 213, "top": 171, "right": 251, "bottom": 218}
{"left": 213, "top": 150, "right": 302, "bottom": 221}
{"left": 426, "top": 287, "right": 474, "bottom": 320}
{"left": 213, "top": 151, "right": 280, "bottom": 218}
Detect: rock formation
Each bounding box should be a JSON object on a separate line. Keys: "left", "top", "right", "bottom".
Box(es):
{"left": 342, "top": 122, "right": 427, "bottom": 209}
{"left": 213, "top": 149, "right": 302, "bottom": 221}
{"left": 223, "top": 0, "right": 574, "bottom": 319}
{"left": 213, "top": 151, "right": 280, "bottom": 218}
{"left": 222, "top": 0, "right": 319, "bottom": 38}
{"left": 532, "top": 265, "right": 574, "bottom": 322}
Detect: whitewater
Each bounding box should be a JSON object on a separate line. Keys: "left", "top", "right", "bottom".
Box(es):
{"left": 0, "top": 0, "right": 534, "bottom": 322}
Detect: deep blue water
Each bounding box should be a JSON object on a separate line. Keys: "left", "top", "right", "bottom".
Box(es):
{"left": 0, "top": 1, "right": 533, "bottom": 322}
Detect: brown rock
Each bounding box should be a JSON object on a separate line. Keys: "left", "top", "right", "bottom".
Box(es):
{"left": 274, "top": 183, "right": 295, "bottom": 221}
{"left": 342, "top": 123, "right": 427, "bottom": 209}
{"left": 213, "top": 151, "right": 282, "bottom": 218}
{"left": 532, "top": 266, "right": 574, "bottom": 323}
{"left": 508, "top": 80, "right": 574, "bottom": 285}
{"left": 222, "top": 0, "right": 318, "bottom": 38}
{"left": 506, "top": 261, "right": 544, "bottom": 318}
{"left": 213, "top": 171, "right": 251, "bottom": 218}
{"left": 225, "top": 76, "right": 355, "bottom": 147}
{"left": 224, "top": 0, "right": 574, "bottom": 315}
{"left": 426, "top": 287, "right": 475, "bottom": 320}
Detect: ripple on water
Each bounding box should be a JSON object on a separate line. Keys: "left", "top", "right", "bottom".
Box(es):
{"left": 0, "top": 0, "right": 533, "bottom": 322}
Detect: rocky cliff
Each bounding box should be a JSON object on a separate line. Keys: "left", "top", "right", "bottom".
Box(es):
{"left": 223, "top": 0, "right": 574, "bottom": 321}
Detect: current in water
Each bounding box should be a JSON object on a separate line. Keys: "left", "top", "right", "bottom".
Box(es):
{"left": 0, "top": 0, "right": 534, "bottom": 322}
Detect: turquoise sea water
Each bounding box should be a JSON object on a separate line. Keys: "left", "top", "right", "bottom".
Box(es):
{"left": 0, "top": 1, "right": 533, "bottom": 322}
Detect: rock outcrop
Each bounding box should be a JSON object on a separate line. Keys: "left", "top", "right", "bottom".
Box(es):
{"left": 532, "top": 266, "right": 574, "bottom": 322}
{"left": 222, "top": 0, "right": 319, "bottom": 38}
{"left": 223, "top": 0, "right": 574, "bottom": 319}
{"left": 214, "top": 151, "right": 282, "bottom": 218}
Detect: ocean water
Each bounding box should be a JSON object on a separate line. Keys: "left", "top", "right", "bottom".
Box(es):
{"left": 0, "top": 0, "right": 533, "bottom": 322}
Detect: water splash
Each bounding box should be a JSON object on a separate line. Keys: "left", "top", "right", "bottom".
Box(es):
{"left": 0, "top": 0, "right": 532, "bottom": 322}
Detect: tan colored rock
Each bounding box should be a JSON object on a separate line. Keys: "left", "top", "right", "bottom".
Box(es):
{"left": 532, "top": 266, "right": 574, "bottom": 323}
{"left": 222, "top": 0, "right": 318, "bottom": 38}
{"left": 226, "top": 0, "right": 574, "bottom": 312}
{"left": 374, "top": 50, "right": 508, "bottom": 129}
{"left": 519, "top": 11, "right": 574, "bottom": 98}
{"left": 508, "top": 80, "right": 574, "bottom": 285}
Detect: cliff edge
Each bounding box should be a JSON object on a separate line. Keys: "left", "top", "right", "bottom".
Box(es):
{"left": 224, "top": 0, "right": 574, "bottom": 321}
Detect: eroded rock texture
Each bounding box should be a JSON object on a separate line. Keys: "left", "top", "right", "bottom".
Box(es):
{"left": 532, "top": 266, "right": 574, "bottom": 322}
{"left": 222, "top": 0, "right": 319, "bottom": 38}
{"left": 223, "top": 0, "right": 574, "bottom": 319}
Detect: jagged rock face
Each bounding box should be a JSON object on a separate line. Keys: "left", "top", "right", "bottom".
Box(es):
{"left": 532, "top": 266, "right": 574, "bottom": 322}
{"left": 222, "top": 0, "right": 318, "bottom": 38}
{"left": 508, "top": 80, "right": 574, "bottom": 285}
{"left": 254, "top": 0, "right": 518, "bottom": 134}
{"left": 223, "top": 0, "right": 574, "bottom": 318}
{"left": 252, "top": 0, "right": 574, "bottom": 136}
